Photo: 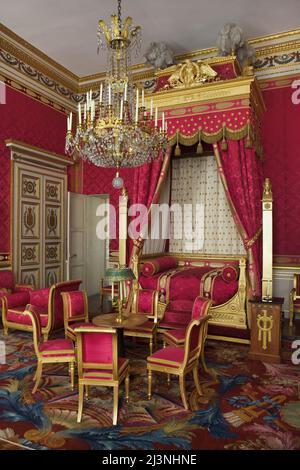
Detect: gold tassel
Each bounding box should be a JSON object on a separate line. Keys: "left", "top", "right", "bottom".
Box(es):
{"left": 196, "top": 128, "right": 203, "bottom": 154}
{"left": 245, "top": 120, "right": 252, "bottom": 148}
{"left": 174, "top": 129, "right": 181, "bottom": 156}
{"left": 221, "top": 123, "right": 227, "bottom": 151}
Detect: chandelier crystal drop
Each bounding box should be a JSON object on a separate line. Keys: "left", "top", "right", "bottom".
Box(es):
{"left": 65, "top": 0, "right": 168, "bottom": 175}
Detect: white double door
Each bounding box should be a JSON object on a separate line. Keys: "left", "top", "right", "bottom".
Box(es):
{"left": 67, "top": 193, "right": 109, "bottom": 296}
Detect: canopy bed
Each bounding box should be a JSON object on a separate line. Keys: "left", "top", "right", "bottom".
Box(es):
{"left": 125, "top": 55, "right": 271, "bottom": 344}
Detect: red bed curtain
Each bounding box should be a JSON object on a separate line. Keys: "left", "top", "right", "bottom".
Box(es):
{"left": 213, "top": 140, "right": 263, "bottom": 296}
{"left": 128, "top": 146, "right": 171, "bottom": 265}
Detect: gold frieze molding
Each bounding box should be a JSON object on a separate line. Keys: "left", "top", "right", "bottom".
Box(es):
{"left": 145, "top": 75, "right": 265, "bottom": 116}
{"left": 1, "top": 21, "right": 300, "bottom": 108}
{"left": 5, "top": 140, "right": 74, "bottom": 170}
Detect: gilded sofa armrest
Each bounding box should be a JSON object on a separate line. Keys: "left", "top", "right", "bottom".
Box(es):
{"left": 290, "top": 287, "right": 297, "bottom": 303}
{"left": 157, "top": 300, "right": 168, "bottom": 321}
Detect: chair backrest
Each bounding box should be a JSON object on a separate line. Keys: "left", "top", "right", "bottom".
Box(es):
{"left": 0, "top": 269, "right": 14, "bottom": 293}
{"left": 294, "top": 274, "right": 300, "bottom": 297}
{"left": 75, "top": 326, "right": 119, "bottom": 381}
{"left": 61, "top": 291, "right": 88, "bottom": 328}
{"left": 24, "top": 304, "right": 43, "bottom": 358}
{"left": 182, "top": 316, "right": 210, "bottom": 369}
{"left": 191, "top": 297, "right": 212, "bottom": 320}
{"left": 50, "top": 280, "right": 82, "bottom": 329}
{"left": 131, "top": 286, "right": 159, "bottom": 322}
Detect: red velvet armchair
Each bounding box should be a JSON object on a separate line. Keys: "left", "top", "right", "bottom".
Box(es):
{"left": 2, "top": 279, "right": 82, "bottom": 340}
{"left": 0, "top": 269, "right": 33, "bottom": 324}
{"left": 290, "top": 274, "right": 300, "bottom": 326}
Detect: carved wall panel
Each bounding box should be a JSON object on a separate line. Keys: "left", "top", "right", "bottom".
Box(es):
{"left": 45, "top": 205, "right": 61, "bottom": 239}
{"left": 21, "top": 242, "right": 40, "bottom": 266}
{"left": 45, "top": 242, "right": 61, "bottom": 264}
{"left": 45, "top": 266, "right": 61, "bottom": 287}
{"left": 12, "top": 155, "right": 67, "bottom": 288}
{"left": 45, "top": 179, "right": 61, "bottom": 203}
{"left": 21, "top": 174, "right": 40, "bottom": 200}
{"left": 21, "top": 202, "right": 40, "bottom": 239}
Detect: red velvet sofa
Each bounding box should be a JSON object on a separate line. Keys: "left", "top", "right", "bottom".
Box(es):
{"left": 2, "top": 279, "right": 82, "bottom": 340}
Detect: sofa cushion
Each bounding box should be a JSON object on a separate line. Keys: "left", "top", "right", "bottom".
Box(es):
{"left": 6, "top": 292, "right": 30, "bottom": 308}
{"left": 141, "top": 256, "right": 178, "bottom": 277}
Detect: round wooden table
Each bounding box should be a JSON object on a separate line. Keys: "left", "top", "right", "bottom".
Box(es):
{"left": 93, "top": 313, "right": 147, "bottom": 329}
{"left": 92, "top": 313, "right": 147, "bottom": 356}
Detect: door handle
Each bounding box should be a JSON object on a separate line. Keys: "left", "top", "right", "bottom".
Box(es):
{"left": 69, "top": 254, "right": 77, "bottom": 259}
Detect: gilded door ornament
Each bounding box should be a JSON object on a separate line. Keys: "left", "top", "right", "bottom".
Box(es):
{"left": 46, "top": 244, "right": 59, "bottom": 263}
{"left": 47, "top": 208, "right": 58, "bottom": 235}
{"left": 46, "top": 181, "right": 60, "bottom": 202}
{"left": 22, "top": 246, "right": 37, "bottom": 264}
{"left": 257, "top": 309, "right": 273, "bottom": 350}
{"left": 167, "top": 59, "right": 218, "bottom": 89}
{"left": 47, "top": 270, "right": 57, "bottom": 287}
{"left": 23, "top": 179, "right": 36, "bottom": 196}
{"left": 24, "top": 206, "right": 36, "bottom": 236}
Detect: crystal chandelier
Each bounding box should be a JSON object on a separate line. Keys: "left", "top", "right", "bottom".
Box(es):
{"left": 65, "top": 0, "right": 168, "bottom": 187}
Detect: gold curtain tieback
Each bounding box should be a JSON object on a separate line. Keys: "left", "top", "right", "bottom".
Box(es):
{"left": 244, "top": 227, "right": 262, "bottom": 249}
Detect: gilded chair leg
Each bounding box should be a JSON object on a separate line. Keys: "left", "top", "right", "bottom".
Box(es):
{"left": 112, "top": 386, "right": 119, "bottom": 426}
{"left": 167, "top": 374, "right": 171, "bottom": 388}
{"left": 149, "top": 339, "right": 153, "bottom": 356}
{"left": 125, "top": 374, "right": 129, "bottom": 403}
{"left": 193, "top": 366, "right": 203, "bottom": 396}
{"left": 3, "top": 327, "right": 8, "bottom": 336}
{"left": 77, "top": 383, "right": 84, "bottom": 423}
{"left": 85, "top": 385, "right": 89, "bottom": 398}
{"left": 70, "top": 362, "right": 75, "bottom": 390}
{"left": 163, "top": 340, "right": 166, "bottom": 349}
{"left": 147, "top": 370, "right": 152, "bottom": 400}
{"left": 289, "top": 308, "right": 294, "bottom": 327}
{"left": 179, "top": 375, "right": 188, "bottom": 410}
{"left": 43, "top": 334, "right": 48, "bottom": 341}
{"left": 33, "top": 362, "right": 43, "bottom": 394}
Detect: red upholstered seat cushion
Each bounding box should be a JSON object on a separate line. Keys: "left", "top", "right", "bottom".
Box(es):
{"left": 39, "top": 338, "right": 74, "bottom": 357}
{"left": 67, "top": 321, "right": 93, "bottom": 332}
{"left": 83, "top": 357, "right": 128, "bottom": 380}
{"left": 7, "top": 308, "right": 49, "bottom": 327}
{"left": 163, "top": 328, "right": 185, "bottom": 345}
{"left": 124, "top": 320, "right": 156, "bottom": 334}
{"left": 148, "top": 346, "right": 184, "bottom": 368}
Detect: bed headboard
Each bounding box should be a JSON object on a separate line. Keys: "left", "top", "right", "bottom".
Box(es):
{"left": 135, "top": 252, "right": 247, "bottom": 298}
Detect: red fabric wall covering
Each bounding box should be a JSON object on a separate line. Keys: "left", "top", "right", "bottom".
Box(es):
{"left": 0, "top": 86, "right": 67, "bottom": 253}
{"left": 262, "top": 85, "right": 300, "bottom": 256}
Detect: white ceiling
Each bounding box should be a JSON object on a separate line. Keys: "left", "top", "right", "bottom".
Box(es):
{"left": 2, "top": 0, "right": 300, "bottom": 76}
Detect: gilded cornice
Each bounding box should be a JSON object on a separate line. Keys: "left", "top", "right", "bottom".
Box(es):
{"left": 145, "top": 76, "right": 265, "bottom": 116}
{"left": 0, "top": 23, "right": 78, "bottom": 86}
{"left": 0, "top": 22, "right": 300, "bottom": 110}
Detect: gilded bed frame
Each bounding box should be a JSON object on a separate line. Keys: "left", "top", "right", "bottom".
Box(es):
{"left": 134, "top": 252, "right": 249, "bottom": 343}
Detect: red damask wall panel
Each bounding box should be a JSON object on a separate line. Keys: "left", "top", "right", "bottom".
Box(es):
{"left": 262, "top": 83, "right": 300, "bottom": 256}
{"left": 0, "top": 86, "right": 67, "bottom": 252}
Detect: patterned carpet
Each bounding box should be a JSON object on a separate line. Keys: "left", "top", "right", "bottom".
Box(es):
{"left": 0, "top": 329, "right": 300, "bottom": 450}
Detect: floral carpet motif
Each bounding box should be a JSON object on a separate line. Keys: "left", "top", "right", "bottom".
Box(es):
{"left": 0, "top": 330, "right": 300, "bottom": 450}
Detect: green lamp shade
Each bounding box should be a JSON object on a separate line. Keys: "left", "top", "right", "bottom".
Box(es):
{"left": 105, "top": 267, "right": 136, "bottom": 282}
